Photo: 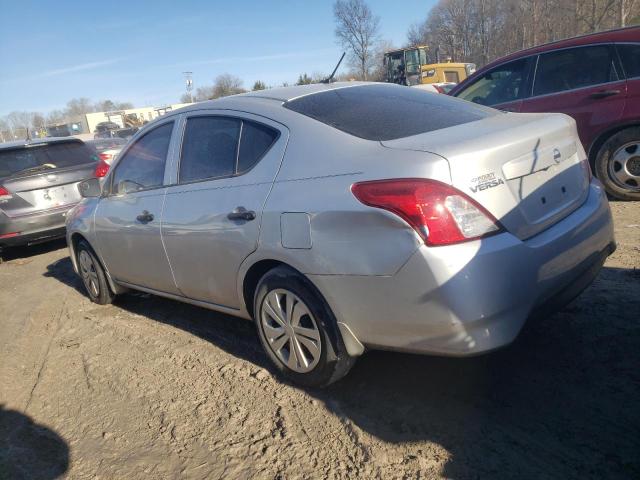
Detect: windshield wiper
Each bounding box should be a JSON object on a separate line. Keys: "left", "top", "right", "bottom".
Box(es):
{"left": 7, "top": 163, "right": 57, "bottom": 178}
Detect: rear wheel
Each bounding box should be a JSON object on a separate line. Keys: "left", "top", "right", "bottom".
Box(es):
{"left": 76, "top": 240, "right": 114, "bottom": 305}
{"left": 254, "top": 266, "right": 355, "bottom": 388}
{"left": 595, "top": 127, "right": 640, "bottom": 201}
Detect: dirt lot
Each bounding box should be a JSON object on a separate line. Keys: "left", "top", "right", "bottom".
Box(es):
{"left": 1, "top": 202, "right": 638, "bottom": 480}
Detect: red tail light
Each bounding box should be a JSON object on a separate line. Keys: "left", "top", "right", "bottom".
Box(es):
{"left": 433, "top": 85, "right": 445, "bottom": 94}
{"left": 98, "top": 152, "right": 113, "bottom": 161}
{"left": 0, "top": 186, "right": 11, "bottom": 198}
{"left": 94, "top": 160, "right": 110, "bottom": 178}
{"left": 351, "top": 178, "right": 503, "bottom": 246}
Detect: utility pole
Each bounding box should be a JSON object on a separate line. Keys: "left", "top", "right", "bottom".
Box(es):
{"left": 183, "top": 71, "right": 194, "bottom": 103}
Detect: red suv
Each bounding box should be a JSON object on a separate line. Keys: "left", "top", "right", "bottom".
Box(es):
{"left": 451, "top": 27, "right": 640, "bottom": 200}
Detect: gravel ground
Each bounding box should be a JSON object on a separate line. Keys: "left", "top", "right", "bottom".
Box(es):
{"left": 0, "top": 202, "right": 638, "bottom": 480}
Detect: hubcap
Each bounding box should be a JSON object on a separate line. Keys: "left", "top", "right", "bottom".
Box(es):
{"left": 608, "top": 141, "right": 640, "bottom": 192}
{"left": 78, "top": 250, "right": 100, "bottom": 297}
{"left": 260, "top": 289, "right": 322, "bottom": 373}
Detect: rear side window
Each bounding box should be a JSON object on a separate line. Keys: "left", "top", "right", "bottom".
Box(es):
{"left": 237, "top": 121, "right": 279, "bottom": 173}
{"left": 617, "top": 44, "right": 640, "bottom": 79}
{"left": 179, "top": 116, "right": 278, "bottom": 183}
{"left": 456, "top": 59, "right": 529, "bottom": 106}
{"left": 112, "top": 122, "right": 173, "bottom": 194}
{"left": 284, "top": 84, "right": 494, "bottom": 141}
{"left": 0, "top": 141, "right": 95, "bottom": 178}
{"left": 533, "top": 45, "right": 618, "bottom": 96}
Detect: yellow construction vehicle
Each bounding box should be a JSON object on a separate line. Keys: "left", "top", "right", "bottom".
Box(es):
{"left": 383, "top": 45, "right": 476, "bottom": 87}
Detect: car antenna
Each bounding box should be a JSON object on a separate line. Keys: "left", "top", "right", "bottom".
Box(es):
{"left": 321, "top": 52, "right": 346, "bottom": 84}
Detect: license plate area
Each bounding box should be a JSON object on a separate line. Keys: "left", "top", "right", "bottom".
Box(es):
{"left": 22, "top": 183, "right": 81, "bottom": 210}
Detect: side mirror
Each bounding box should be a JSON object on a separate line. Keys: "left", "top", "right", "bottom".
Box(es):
{"left": 78, "top": 177, "right": 101, "bottom": 198}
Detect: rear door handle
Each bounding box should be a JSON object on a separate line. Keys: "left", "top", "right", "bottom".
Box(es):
{"left": 227, "top": 206, "right": 256, "bottom": 221}
{"left": 589, "top": 89, "right": 620, "bottom": 99}
{"left": 136, "top": 210, "right": 154, "bottom": 223}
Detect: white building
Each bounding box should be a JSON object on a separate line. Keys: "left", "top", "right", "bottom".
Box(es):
{"left": 84, "top": 103, "right": 192, "bottom": 133}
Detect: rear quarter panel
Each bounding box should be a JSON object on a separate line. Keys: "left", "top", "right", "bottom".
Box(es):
{"left": 250, "top": 117, "right": 451, "bottom": 276}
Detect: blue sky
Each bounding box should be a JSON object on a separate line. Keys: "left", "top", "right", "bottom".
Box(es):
{"left": 0, "top": 0, "right": 437, "bottom": 116}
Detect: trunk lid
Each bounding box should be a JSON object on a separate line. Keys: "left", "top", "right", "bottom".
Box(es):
{"left": 0, "top": 140, "right": 97, "bottom": 217}
{"left": 381, "top": 112, "right": 590, "bottom": 240}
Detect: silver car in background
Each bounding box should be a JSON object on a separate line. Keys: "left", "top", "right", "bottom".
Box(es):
{"left": 0, "top": 137, "right": 98, "bottom": 252}
{"left": 67, "top": 83, "right": 615, "bottom": 387}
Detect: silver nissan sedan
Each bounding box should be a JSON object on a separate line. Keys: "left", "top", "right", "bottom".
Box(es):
{"left": 67, "top": 82, "right": 615, "bottom": 387}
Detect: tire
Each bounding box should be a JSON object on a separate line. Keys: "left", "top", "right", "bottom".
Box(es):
{"left": 594, "top": 127, "right": 640, "bottom": 201}
{"left": 76, "top": 240, "right": 114, "bottom": 305}
{"left": 253, "top": 266, "right": 355, "bottom": 388}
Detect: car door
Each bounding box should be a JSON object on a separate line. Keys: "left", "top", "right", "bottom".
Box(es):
{"left": 94, "top": 119, "right": 180, "bottom": 294}
{"left": 616, "top": 42, "right": 640, "bottom": 122}
{"left": 520, "top": 44, "right": 627, "bottom": 148}
{"left": 162, "top": 111, "right": 288, "bottom": 308}
{"left": 454, "top": 57, "right": 534, "bottom": 112}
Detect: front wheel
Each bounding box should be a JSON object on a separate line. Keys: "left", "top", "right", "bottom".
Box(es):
{"left": 254, "top": 266, "right": 355, "bottom": 388}
{"left": 595, "top": 127, "right": 640, "bottom": 201}
{"left": 76, "top": 240, "right": 114, "bottom": 305}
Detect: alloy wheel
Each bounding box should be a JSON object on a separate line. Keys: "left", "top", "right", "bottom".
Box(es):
{"left": 608, "top": 141, "right": 640, "bottom": 192}
{"left": 78, "top": 250, "right": 100, "bottom": 297}
{"left": 260, "top": 288, "right": 322, "bottom": 373}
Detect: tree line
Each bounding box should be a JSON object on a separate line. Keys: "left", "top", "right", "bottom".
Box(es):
{"left": 408, "top": 0, "right": 638, "bottom": 67}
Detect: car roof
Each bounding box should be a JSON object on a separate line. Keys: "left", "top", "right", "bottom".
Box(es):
{"left": 0, "top": 136, "right": 84, "bottom": 150}
{"left": 171, "top": 82, "right": 373, "bottom": 113}
{"left": 481, "top": 26, "right": 640, "bottom": 71}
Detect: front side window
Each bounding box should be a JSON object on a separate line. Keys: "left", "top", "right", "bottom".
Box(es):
{"left": 617, "top": 44, "right": 640, "bottom": 79}
{"left": 533, "top": 45, "right": 618, "bottom": 96}
{"left": 180, "top": 117, "right": 241, "bottom": 183}
{"left": 179, "top": 116, "right": 278, "bottom": 183}
{"left": 111, "top": 121, "right": 173, "bottom": 194}
{"left": 456, "top": 59, "right": 529, "bottom": 106}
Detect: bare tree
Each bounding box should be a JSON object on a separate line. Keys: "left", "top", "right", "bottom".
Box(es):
{"left": 46, "top": 110, "right": 66, "bottom": 125}
{"left": 65, "top": 98, "right": 95, "bottom": 119}
{"left": 211, "top": 74, "right": 246, "bottom": 98}
{"left": 333, "top": 0, "right": 381, "bottom": 80}
{"left": 410, "top": 0, "right": 632, "bottom": 69}
{"left": 194, "top": 85, "right": 216, "bottom": 101}
{"left": 617, "top": 0, "right": 638, "bottom": 26}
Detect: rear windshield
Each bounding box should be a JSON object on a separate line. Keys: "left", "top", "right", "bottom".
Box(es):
{"left": 0, "top": 141, "right": 96, "bottom": 178}
{"left": 283, "top": 84, "right": 496, "bottom": 141}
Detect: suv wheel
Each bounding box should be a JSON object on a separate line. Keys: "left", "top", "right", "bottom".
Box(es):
{"left": 254, "top": 266, "right": 355, "bottom": 387}
{"left": 77, "top": 240, "right": 114, "bottom": 305}
{"left": 595, "top": 127, "right": 640, "bottom": 201}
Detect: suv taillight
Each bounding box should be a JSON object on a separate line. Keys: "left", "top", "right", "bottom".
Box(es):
{"left": 94, "top": 160, "right": 110, "bottom": 178}
{"left": 0, "top": 186, "right": 11, "bottom": 198}
{"left": 351, "top": 178, "right": 503, "bottom": 246}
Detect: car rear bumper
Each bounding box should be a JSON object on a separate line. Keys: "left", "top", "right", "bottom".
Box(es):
{"left": 309, "top": 180, "right": 615, "bottom": 356}
{"left": 0, "top": 205, "right": 74, "bottom": 247}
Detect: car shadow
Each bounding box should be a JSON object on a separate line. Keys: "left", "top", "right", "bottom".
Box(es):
{"left": 0, "top": 405, "right": 69, "bottom": 479}
{"left": 43, "top": 258, "right": 640, "bottom": 479}
{"left": 0, "top": 238, "right": 67, "bottom": 263}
